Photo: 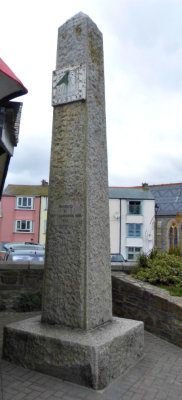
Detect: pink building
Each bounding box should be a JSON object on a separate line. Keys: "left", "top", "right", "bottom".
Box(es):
{"left": 0, "top": 183, "right": 48, "bottom": 255}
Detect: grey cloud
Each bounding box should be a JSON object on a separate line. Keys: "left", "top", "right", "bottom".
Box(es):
{"left": 108, "top": 152, "right": 182, "bottom": 187}
{"left": 3, "top": 1, "right": 182, "bottom": 189}
{"left": 6, "top": 140, "right": 51, "bottom": 185}
{"left": 103, "top": 0, "right": 182, "bottom": 49}
{"left": 142, "top": 154, "right": 182, "bottom": 185}
{"left": 103, "top": 0, "right": 182, "bottom": 91}
{"left": 120, "top": 0, "right": 182, "bottom": 49}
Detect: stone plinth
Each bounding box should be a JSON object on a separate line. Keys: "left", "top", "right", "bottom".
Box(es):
{"left": 3, "top": 316, "right": 144, "bottom": 390}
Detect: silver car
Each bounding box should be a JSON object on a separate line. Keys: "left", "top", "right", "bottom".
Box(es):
{"left": 110, "top": 254, "right": 126, "bottom": 262}
{"left": 3, "top": 242, "right": 44, "bottom": 251}
{"left": 5, "top": 249, "right": 45, "bottom": 262}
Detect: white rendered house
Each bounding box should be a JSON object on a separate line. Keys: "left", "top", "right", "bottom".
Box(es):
{"left": 109, "top": 187, "right": 155, "bottom": 261}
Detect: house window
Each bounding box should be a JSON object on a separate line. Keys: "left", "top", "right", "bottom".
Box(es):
{"left": 128, "top": 201, "right": 141, "bottom": 215}
{"left": 43, "top": 220, "right": 47, "bottom": 234}
{"left": 15, "top": 220, "right": 34, "bottom": 233}
{"left": 127, "top": 223, "right": 142, "bottom": 237}
{"left": 16, "top": 197, "right": 34, "bottom": 210}
{"left": 127, "top": 247, "right": 142, "bottom": 261}
{"left": 44, "top": 197, "right": 48, "bottom": 210}
{"left": 169, "top": 223, "right": 178, "bottom": 249}
{"left": 1, "top": 242, "right": 7, "bottom": 251}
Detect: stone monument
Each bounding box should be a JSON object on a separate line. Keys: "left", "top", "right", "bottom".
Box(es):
{"left": 3, "top": 13, "right": 144, "bottom": 390}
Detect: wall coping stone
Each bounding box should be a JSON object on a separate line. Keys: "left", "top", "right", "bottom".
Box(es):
{"left": 0, "top": 262, "right": 44, "bottom": 270}
{"left": 112, "top": 271, "right": 182, "bottom": 307}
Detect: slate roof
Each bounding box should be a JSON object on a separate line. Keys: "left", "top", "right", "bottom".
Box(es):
{"left": 4, "top": 184, "right": 181, "bottom": 216}
{"left": 109, "top": 187, "right": 154, "bottom": 200}
{"left": 3, "top": 184, "right": 49, "bottom": 197}
{"left": 149, "top": 183, "right": 182, "bottom": 216}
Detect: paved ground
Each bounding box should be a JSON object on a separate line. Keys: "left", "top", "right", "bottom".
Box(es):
{"left": 1, "top": 312, "right": 182, "bottom": 400}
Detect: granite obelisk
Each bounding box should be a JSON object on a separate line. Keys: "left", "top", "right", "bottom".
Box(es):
{"left": 3, "top": 13, "right": 144, "bottom": 390}
{"left": 41, "top": 12, "right": 112, "bottom": 329}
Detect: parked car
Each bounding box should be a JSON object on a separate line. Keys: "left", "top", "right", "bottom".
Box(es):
{"left": 110, "top": 254, "right": 127, "bottom": 263}
{"left": 5, "top": 249, "right": 45, "bottom": 262}
{"left": 3, "top": 242, "right": 45, "bottom": 251}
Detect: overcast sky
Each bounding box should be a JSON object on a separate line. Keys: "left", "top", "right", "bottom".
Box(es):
{"left": 2, "top": 0, "right": 182, "bottom": 187}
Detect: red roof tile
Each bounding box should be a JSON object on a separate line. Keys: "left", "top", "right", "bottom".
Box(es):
{"left": 0, "top": 58, "right": 28, "bottom": 102}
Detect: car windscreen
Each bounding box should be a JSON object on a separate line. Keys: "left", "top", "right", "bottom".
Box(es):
{"left": 11, "top": 255, "right": 32, "bottom": 261}
{"left": 8, "top": 245, "right": 44, "bottom": 250}
{"left": 10, "top": 254, "right": 44, "bottom": 262}
{"left": 31, "top": 256, "right": 44, "bottom": 262}
{"left": 110, "top": 254, "right": 125, "bottom": 262}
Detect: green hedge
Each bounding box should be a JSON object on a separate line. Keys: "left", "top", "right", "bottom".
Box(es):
{"left": 132, "top": 252, "right": 182, "bottom": 287}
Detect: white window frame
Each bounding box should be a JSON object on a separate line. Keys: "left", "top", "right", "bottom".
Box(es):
{"left": 127, "top": 223, "right": 142, "bottom": 238}
{"left": 16, "top": 196, "right": 34, "bottom": 210}
{"left": 128, "top": 200, "right": 142, "bottom": 215}
{"left": 44, "top": 197, "right": 48, "bottom": 210}
{"left": 43, "top": 220, "right": 47, "bottom": 234}
{"left": 127, "top": 247, "right": 142, "bottom": 261}
{"left": 15, "top": 220, "right": 34, "bottom": 233}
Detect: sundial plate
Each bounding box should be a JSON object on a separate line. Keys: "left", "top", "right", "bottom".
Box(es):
{"left": 52, "top": 64, "right": 86, "bottom": 106}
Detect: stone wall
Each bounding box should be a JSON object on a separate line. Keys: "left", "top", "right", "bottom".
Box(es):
{"left": 0, "top": 262, "right": 43, "bottom": 310}
{"left": 112, "top": 271, "right": 182, "bottom": 347}
{"left": 111, "top": 262, "right": 137, "bottom": 272}
{"left": 2, "top": 263, "right": 182, "bottom": 349}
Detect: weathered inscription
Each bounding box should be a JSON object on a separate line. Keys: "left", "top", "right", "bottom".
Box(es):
{"left": 49, "top": 205, "right": 82, "bottom": 228}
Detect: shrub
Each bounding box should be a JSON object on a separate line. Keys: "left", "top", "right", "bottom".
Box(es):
{"left": 16, "top": 292, "right": 42, "bottom": 312}
{"left": 132, "top": 253, "right": 182, "bottom": 287}
{"left": 149, "top": 249, "right": 158, "bottom": 260}
{"left": 137, "top": 249, "right": 158, "bottom": 269}
{"left": 168, "top": 247, "right": 181, "bottom": 256}
{"left": 137, "top": 253, "right": 149, "bottom": 269}
{"left": 0, "top": 301, "right": 6, "bottom": 311}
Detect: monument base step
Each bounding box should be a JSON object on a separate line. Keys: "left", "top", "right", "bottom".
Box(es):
{"left": 3, "top": 316, "right": 144, "bottom": 390}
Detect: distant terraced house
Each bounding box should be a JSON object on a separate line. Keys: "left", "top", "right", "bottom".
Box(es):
{"left": 109, "top": 186, "right": 155, "bottom": 261}
{"left": 1, "top": 182, "right": 180, "bottom": 259}
{"left": 0, "top": 181, "right": 48, "bottom": 256}
{"left": 121, "top": 182, "right": 182, "bottom": 254}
